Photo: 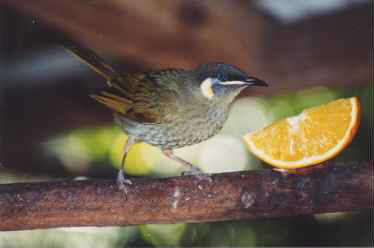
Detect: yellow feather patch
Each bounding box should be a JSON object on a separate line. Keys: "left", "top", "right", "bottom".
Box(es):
{"left": 91, "top": 94, "right": 130, "bottom": 114}
{"left": 101, "top": 91, "right": 132, "bottom": 104}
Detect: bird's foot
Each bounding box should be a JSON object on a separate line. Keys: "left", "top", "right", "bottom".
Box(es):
{"left": 182, "top": 167, "right": 212, "bottom": 182}
{"left": 117, "top": 169, "right": 132, "bottom": 195}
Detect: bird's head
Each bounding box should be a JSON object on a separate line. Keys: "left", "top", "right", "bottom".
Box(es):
{"left": 193, "top": 63, "right": 267, "bottom": 102}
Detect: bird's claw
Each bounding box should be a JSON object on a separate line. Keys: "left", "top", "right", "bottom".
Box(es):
{"left": 117, "top": 170, "right": 132, "bottom": 195}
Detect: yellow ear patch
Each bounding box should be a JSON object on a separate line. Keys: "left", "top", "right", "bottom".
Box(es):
{"left": 200, "top": 78, "right": 214, "bottom": 100}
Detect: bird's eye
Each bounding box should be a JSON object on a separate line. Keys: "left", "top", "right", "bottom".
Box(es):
{"left": 216, "top": 72, "right": 226, "bottom": 82}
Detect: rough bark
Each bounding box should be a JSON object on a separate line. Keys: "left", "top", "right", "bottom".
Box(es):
{"left": 0, "top": 161, "right": 372, "bottom": 231}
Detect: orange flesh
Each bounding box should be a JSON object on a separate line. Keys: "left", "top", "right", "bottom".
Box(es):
{"left": 244, "top": 97, "right": 360, "bottom": 169}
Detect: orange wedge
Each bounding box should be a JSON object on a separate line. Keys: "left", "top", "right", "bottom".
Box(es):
{"left": 243, "top": 97, "right": 360, "bottom": 169}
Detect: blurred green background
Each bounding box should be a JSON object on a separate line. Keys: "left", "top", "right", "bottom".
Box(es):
{"left": 1, "top": 0, "right": 372, "bottom": 247}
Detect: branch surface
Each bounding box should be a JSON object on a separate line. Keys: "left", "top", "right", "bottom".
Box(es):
{"left": 0, "top": 161, "right": 372, "bottom": 231}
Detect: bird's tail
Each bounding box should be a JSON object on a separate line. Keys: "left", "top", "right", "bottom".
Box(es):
{"left": 63, "top": 40, "right": 121, "bottom": 83}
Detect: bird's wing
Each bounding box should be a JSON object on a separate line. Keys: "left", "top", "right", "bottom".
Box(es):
{"left": 91, "top": 69, "right": 186, "bottom": 124}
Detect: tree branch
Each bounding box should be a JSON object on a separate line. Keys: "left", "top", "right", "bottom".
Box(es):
{"left": 0, "top": 161, "right": 372, "bottom": 231}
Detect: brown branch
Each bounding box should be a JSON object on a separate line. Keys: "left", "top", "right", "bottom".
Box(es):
{"left": 0, "top": 161, "right": 372, "bottom": 231}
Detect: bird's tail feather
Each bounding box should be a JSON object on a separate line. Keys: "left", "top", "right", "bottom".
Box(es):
{"left": 57, "top": 35, "right": 131, "bottom": 112}
{"left": 64, "top": 41, "right": 121, "bottom": 83}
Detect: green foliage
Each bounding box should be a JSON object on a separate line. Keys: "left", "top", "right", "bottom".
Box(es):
{"left": 139, "top": 224, "right": 187, "bottom": 246}
{"left": 293, "top": 86, "right": 338, "bottom": 114}
{"left": 196, "top": 220, "right": 293, "bottom": 247}
{"left": 0, "top": 227, "right": 137, "bottom": 248}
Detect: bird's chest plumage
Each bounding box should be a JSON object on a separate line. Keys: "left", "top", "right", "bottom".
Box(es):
{"left": 115, "top": 104, "right": 229, "bottom": 149}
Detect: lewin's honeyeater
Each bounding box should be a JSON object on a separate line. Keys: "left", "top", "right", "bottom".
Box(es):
{"left": 65, "top": 43, "right": 267, "bottom": 192}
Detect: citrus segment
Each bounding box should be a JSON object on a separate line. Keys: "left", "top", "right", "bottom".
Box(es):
{"left": 243, "top": 97, "right": 360, "bottom": 169}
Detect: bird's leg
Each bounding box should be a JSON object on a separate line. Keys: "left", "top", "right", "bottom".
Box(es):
{"left": 162, "top": 149, "right": 200, "bottom": 171}
{"left": 117, "top": 136, "right": 136, "bottom": 193}
{"left": 162, "top": 149, "right": 212, "bottom": 182}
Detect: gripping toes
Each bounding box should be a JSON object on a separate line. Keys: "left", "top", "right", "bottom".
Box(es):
{"left": 117, "top": 169, "right": 132, "bottom": 194}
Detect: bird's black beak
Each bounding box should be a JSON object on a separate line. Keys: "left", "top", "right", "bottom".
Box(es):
{"left": 244, "top": 77, "right": 268, "bottom": 87}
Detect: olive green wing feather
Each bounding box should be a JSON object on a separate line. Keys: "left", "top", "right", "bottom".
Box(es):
{"left": 92, "top": 70, "right": 185, "bottom": 124}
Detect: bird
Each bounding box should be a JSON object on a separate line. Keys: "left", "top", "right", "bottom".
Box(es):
{"left": 65, "top": 43, "right": 268, "bottom": 192}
